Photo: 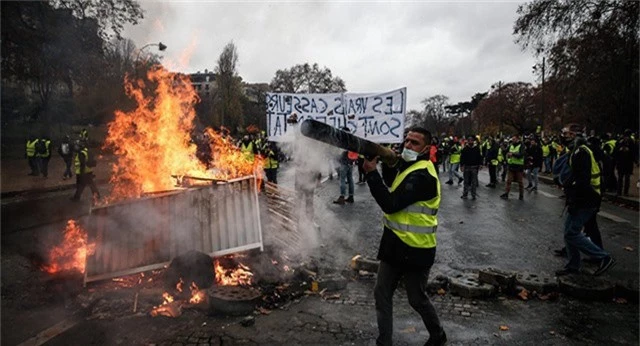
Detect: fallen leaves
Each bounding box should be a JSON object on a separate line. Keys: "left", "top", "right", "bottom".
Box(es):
{"left": 499, "top": 325, "right": 509, "bottom": 331}
{"left": 614, "top": 297, "right": 628, "bottom": 304}
{"left": 623, "top": 246, "right": 634, "bottom": 252}
{"left": 401, "top": 326, "right": 416, "bottom": 333}
{"left": 437, "top": 288, "right": 446, "bottom": 296}
{"left": 517, "top": 288, "right": 529, "bottom": 301}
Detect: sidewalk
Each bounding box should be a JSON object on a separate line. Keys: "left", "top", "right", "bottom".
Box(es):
{"left": 1, "top": 155, "right": 113, "bottom": 198}
{"left": 537, "top": 170, "right": 639, "bottom": 210}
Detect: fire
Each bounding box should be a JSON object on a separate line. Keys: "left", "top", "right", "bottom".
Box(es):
{"left": 104, "top": 65, "right": 262, "bottom": 203}
{"left": 162, "top": 292, "right": 174, "bottom": 304}
{"left": 41, "top": 220, "right": 95, "bottom": 274}
{"left": 214, "top": 259, "right": 253, "bottom": 286}
{"left": 189, "top": 282, "right": 205, "bottom": 304}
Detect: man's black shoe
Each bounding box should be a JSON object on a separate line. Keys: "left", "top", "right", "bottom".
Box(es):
{"left": 553, "top": 248, "right": 567, "bottom": 257}
{"left": 458, "top": 177, "right": 464, "bottom": 185}
{"left": 460, "top": 195, "right": 468, "bottom": 199}
{"left": 583, "top": 257, "right": 600, "bottom": 264}
{"left": 500, "top": 193, "right": 508, "bottom": 199}
{"left": 424, "top": 330, "right": 447, "bottom": 346}
{"left": 593, "top": 256, "right": 616, "bottom": 276}
{"left": 345, "top": 196, "right": 354, "bottom": 203}
{"left": 526, "top": 183, "right": 533, "bottom": 189}
{"left": 555, "top": 268, "right": 580, "bottom": 276}
{"left": 445, "top": 180, "right": 453, "bottom": 185}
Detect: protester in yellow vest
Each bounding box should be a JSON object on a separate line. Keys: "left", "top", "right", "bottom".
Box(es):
{"left": 70, "top": 141, "right": 100, "bottom": 202}
{"left": 262, "top": 141, "right": 280, "bottom": 184}
{"left": 25, "top": 135, "right": 39, "bottom": 176}
{"left": 445, "top": 138, "right": 463, "bottom": 185}
{"left": 555, "top": 123, "right": 615, "bottom": 277}
{"left": 362, "top": 126, "right": 447, "bottom": 346}
{"left": 500, "top": 134, "right": 525, "bottom": 200}
{"left": 239, "top": 135, "right": 256, "bottom": 163}
{"left": 36, "top": 136, "right": 52, "bottom": 178}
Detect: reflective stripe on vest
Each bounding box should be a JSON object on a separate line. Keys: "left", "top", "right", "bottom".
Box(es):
{"left": 383, "top": 160, "right": 440, "bottom": 248}
{"left": 569, "top": 145, "right": 601, "bottom": 195}
{"left": 507, "top": 144, "right": 524, "bottom": 165}
{"left": 26, "top": 140, "right": 37, "bottom": 157}
{"left": 449, "top": 145, "right": 461, "bottom": 163}
{"left": 74, "top": 149, "right": 92, "bottom": 174}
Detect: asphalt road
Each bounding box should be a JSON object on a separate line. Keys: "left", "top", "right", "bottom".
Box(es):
{"left": 1, "top": 162, "right": 638, "bottom": 345}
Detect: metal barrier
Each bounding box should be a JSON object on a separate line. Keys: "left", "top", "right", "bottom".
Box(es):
{"left": 84, "top": 176, "right": 263, "bottom": 284}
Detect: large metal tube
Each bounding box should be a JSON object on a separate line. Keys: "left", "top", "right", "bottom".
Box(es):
{"left": 300, "top": 119, "right": 398, "bottom": 165}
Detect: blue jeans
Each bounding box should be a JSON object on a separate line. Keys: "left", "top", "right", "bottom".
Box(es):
{"left": 527, "top": 167, "right": 539, "bottom": 188}
{"left": 563, "top": 207, "right": 609, "bottom": 270}
{"left": 543, "top": 156, "right": 552, "bottom": 172}
{"left": 448, "top": 163, "right": 462, "bottom": 181}
{"left": 339, "top": 163, "right": 354, "bottom": 197}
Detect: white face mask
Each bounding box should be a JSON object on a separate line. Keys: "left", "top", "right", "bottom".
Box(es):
{"left": 401, "top": 148, "right": 421, "bottom": 162}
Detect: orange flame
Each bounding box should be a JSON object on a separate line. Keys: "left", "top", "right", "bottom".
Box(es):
{"left": 162, "top": 292, "right": 175, "bottom": 304}
{"left": 214, "top": 259, "right": 253, "bottom": 286}
{"left": 104, "top": 65, "right": 262, "bottom": 203}
{"left": 41, "top": 220, "right": 95, "bottom": 274}
{"left": 189, "top": 282, "right": 206, "bottom": 304}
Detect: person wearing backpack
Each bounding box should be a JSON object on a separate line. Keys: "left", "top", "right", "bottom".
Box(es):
{"left": 70, "top": 140, "right": 100, "bottom": 202}
{"left": 554, "top": 124, "right": 615, "bottom": 277}
{"left": 37, "top": 135, "right": 52, "bottom": 178}
{"left": 58, "top": 135, "right": 74, "bottom": 179}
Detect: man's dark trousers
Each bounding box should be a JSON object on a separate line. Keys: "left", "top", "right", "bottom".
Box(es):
{"left": 374, "top": 260, "right": 443, "bottom": 346}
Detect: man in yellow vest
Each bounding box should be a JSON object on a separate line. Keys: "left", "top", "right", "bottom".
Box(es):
{"left": 362, "top": 126, "right": 446, "bottom": 346}
{"left": 25, "top": 135, "right": 39, "bottom": 176}
{"left": 70, "top": 141, "right": 100, "bottom": 201}
{"left": 262, "top": 141, "right": 280, "bottom": 184}
{"left": 555, "top": 123, "right": 615, "bottom": 276}
{"left": 444, "top": 138, "right": 463, "bottom": 185}
{"left": 239, "top": 135, "right": 256, "bottom": 163}
{"left": 600, "top": 133, "right": 617, "bottom": 193}
{"left": 36, "top": 135, "right": 52, "bottom": 178}
{"left": 541, "top": 137, "right": 552, "bottom": 174}
{"left": 500, "top": 134, "right": 526, "bottom": 200}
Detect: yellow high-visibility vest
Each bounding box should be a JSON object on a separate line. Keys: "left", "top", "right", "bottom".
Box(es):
{"left": 449, "top": 144, "right": 461, "bottom": 164}
{"left": 507, "top": 144, "right": 524, "bottom": 165}
{"left": 383, "top": 160, "right": 440, "bottom": 249}
{"left": 570, "top": 145, "right": 601, "bottom": 195}
{"left": 542, "top": 144, "right": 550, "bottom": 157}
{"left": 240, "top": 142, "right": 255, "bottom": 162}
{"left": 26, "top": 139, "right": 37, "bottom": 157}
{"left": 74, "top": 149, "right": 92, "bottom": 174}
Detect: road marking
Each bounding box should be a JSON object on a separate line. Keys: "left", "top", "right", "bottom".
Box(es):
{"left": 598, "top": 211, "right": 629, "bottom": 223}
{"left": 537, "top": 190, "right": 558, "bottom": 198}
{"left": 17, "top": 318, "right": 80, "bottom": 346}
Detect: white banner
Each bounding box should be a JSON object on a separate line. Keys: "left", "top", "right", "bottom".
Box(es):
{"left": 265, "top": 88, "right": 406, "bottom": 143}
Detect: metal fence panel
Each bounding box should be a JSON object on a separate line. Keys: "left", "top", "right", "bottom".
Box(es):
{"left": 84, "top": 176, "right": 263, "bottom": 284}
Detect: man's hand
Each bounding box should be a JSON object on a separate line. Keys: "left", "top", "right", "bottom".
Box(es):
{"left": 363, "top": 156, "right": 379, "bottom": 173}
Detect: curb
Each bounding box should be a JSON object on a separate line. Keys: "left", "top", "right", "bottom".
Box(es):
{"left": 1, "top": 178, "right": 110, "bottom": 199}
{"left": 348, "top": 259, "right": 639, "bottom": 303}
{"left": 538, "top": 175, "right": 639, "bottom": 210}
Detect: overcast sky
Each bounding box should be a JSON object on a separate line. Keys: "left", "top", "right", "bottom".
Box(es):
{"left": 123, "top": 1, "right": 538, "bottom": 112}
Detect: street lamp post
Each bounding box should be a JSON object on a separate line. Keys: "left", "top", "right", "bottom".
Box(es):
{"left": 532, "top": 57, "right": 545, "bottom": 132}
{"left": 135, "top": 42, "right": 167, "bottom": 63}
